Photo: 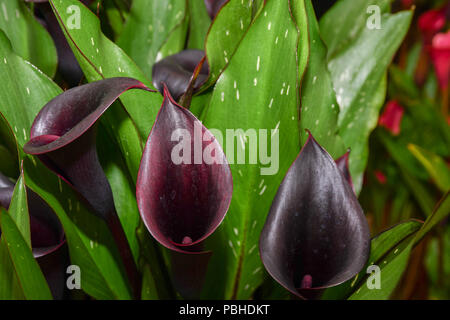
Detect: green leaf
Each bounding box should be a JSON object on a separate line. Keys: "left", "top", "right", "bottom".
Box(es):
{"left": 97, "top": 125, "right": 140, "bottom": 262}
{"left": 297, "top": 0, "right": 345, "bottom": 157}
{"left": 49, "top": 0, "right": 162, "bottom": 140}
{"left": 49, "top": 0, "right": 163, "bottom": 183}
{"left": 117, "top": 0, "right": 188, "bottom": 77}
{"left": 156, "top": 13, "right": 189, "bottom": 60}
{"left": 349, "top": 232, "right": 414, "bottom": 300}
{"left": 377, "top": 129, "right": 429, "bottom": 180}
{"left": 0, "top": 172, "right": 29, "bottom": 300}
{"left": 200, "top": 0, "right": 305, "bottom": 299}
{"left": 0, "top": 214, "right": 24, "bottom": 300}
{"left": 100, "top": 101, "right": 144, "bottom": 184}
{"left": 0, "top": 0, "right": 57, "bottom": 77}
{"left": 0, "top": 30, "right": 61, "bottom": 149}
{"left": 322, "top": 220, "right": 422, "bottom": 300}
{"left": 140, "top": 266, "right": 159, "bottom": 300}
{"left": 413, "top": 192, "right": 450, "bottom": 246}
{"left": 0, "top": 144, "right": 17, "bottom": 178}
{"left": 187, "top": 0, "right": 211, "bottom": 49}
{"left": 425, "top": 226, "right": 450, "bottom": 299}
{"left": 99, "top": 0, "right": 129, "bottom": 40}
{"left": 7, "top": 170, "right": 31, "bottom": 246}
{"left": 321, "top": 3, "right": 412, "bottom": 192}
{"left": 400, "top": 100, "right": 450, "bottom": 158}
{"left": 351, "top": 192, "right": 450, "bottom": 299}
{"left": 0, "top": 29, "right": 135, "bottom": 299}
{"left": 378, "top": 131, "right": 435, "bottom": 217}
{"left": 0, "top": 173, "right": 53, "bottom": 300}
{"left": 0, "top": 210, "right": 53, "bottom": 299}
{"left": 189, "top": 89, "right": 213, "bottom": 118}
{"left": 320, "top": 0, "right": 391, "bottom": 59}
{"left": 408, "top": 144, "right": 450, "bottom": 193}
{"left": 201, "top": 0, "right": 254, "bottom": 90}
{"left": 0, "top": 115, "right": 19, "bottom": 178}
{"left": 23, "top": 159, "right": 133, "bottom": 299}
{"left": 405, "top": 42, "right": 421, "bottom": 78}
{"left": 0, "top": 114, "right": 18, "bottom": 157}
{"left": 137, "top": 223, "right": 175, "bottom": 300}
{"left": 388, "top": 65, "right": 420, "bottom": 100}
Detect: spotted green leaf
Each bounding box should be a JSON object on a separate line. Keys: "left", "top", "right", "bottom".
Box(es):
{"left": 200, "top": 0, "right": 306, "bottom": 299}
{"left": 321, "top": 3, "right": 412, "bottom": 193}
{"left": 201, "top": 0, "right": 254, "bottom": 90}
{"left": 320, "top": 0, "right": 391, "bottom": 59}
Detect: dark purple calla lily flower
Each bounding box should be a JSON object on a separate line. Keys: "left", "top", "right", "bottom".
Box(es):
{"left": 136, "top": 85, "right": 232, "bottom": 297}
{"left": 0, "top": 172, "right": 66, "bottom": 298}
{"left": 204, "top": 0, "right": 229, "bottom": 19}
{"left": 335, "top": 150, "right": 353, "bottom": 191}
{"left": 152, "top": 50, "right": 209, "bottom": 101}
{"left": 259, "top": 132, "right": 371, "bottom": 300}
{"left": 23, "top": 77, "right": 153, "bottom": 298}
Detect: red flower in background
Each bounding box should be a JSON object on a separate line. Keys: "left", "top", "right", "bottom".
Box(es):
{"left": 430, "top": 31, "right": 450, "bottom": 89}
{"left": 374, "top": 171, "right": 387, "bottom": 185}
{"left": 379, "top": 100, "right": 405, "bottom": 136}
{"left": 418, "top": 8, "right": 446, "bottom": 44}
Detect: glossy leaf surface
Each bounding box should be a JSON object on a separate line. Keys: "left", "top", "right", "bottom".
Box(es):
{"left": 202, "top": 0, "right": 253, "bottom": 89}
{"left": 187, "top": 0, "right": 211, "bottom": 49}
{"left": 0, "top": 0, "right": 57, "bottom": 77}
{"left": 0, "top": 30, "right": 61, "bottom": 148}
{"left": 0, "top": 33, "right": 134, "bottom": 299}
{"left": 321, "top": 1, "right": 413, "bottom": 192}
{"left": 49, "top": 0, "right": 163, "bottom": 140}
{"left": 199, "top": 0, "right": 306, "bottom": 299}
